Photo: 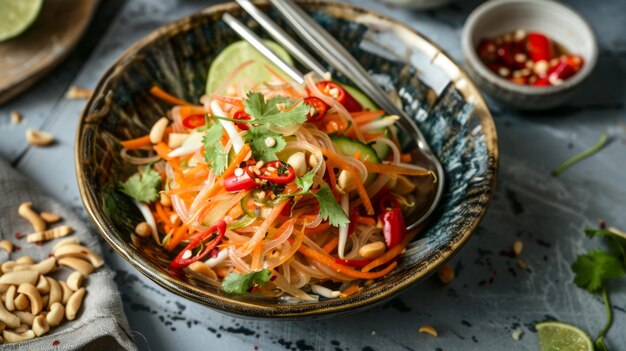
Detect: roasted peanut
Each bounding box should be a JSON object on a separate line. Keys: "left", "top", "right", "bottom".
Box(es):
{"left": 0, "top": 240, "right": 13, "bottom": 253}
{"left": 419, "top": 325, "right": 438, "bottom": 337}
{"left": 4, "top": 285, "right": 16, "bottom": 311}
{"left": 65, "top": 287, "right": 86, "bottom": 321}
{"left": 32, "top": 315, "right": 49, "bottom": 336}
{"left": 26, "top": 225, "right": 73, "bottom": 243}
{"left": 287, "top": 152, "right": 307, "bottom": 177}
{"left": 66, "top": 271, "right": 84, "bottom": 291}
{"left": 46, "top": 303, "right": 64, "bottom": 327}
{"left": 149, "top": 117, "right": 169, "bottom": 144}
{"left": 46, "top": 278, "right": 62, "bottom": 308}
{"left": 18, "top": 202, "right": 46, "bottom": 232}
{"left": 0, "top": 298, "right": 20, "bottom": 328}
{"left": 337, "top": 170, "right": 356, "bottom": 192}
{"left": 40, "top": 211, "right": 61, "bottom": 223}
{"left": 59, "top": 282, "right": 72, "bottom": 305}
{"left": 186, "top": 262, "right": 217, "bottom": 280}
{"left": 31, "top": 257, "right": 57, "bottom": 275}
{"left": 15, "top": 256, "right": 35, "bottom": 265}
{"left": 14, "top": 311, "right": 34, "bottom": 326}
{"left": 53, "top": 244, "right": 103, "bottom": 268}
{"left": 135, "top": 222, "right": 152, "bottom": 238}
{"left": 0, "top": 270, "right": 39, "bottom": 285}
{"left": 26, "top": 129, "right": 55, "bottom": 147}
{"left": 36, "top": 275, "right": 50, "bottom": 295}
{"left": 13, "top": 294, "right": 29, "bottom": 311}
{"left": 51, "top": 237, "right": 80, "bottom": 253}
{"left": 2, "top": 329, "right": 35, "bottom": 343}
{"left": 17, "top": 283, "right": 43, "bottom": 315}
{"left": 359, "top": 242, "right": 386, "bottom": 259}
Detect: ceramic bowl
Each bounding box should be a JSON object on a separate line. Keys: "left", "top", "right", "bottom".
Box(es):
{"left": 76, "top": 0, "right": 498, "bottom": 318}
{"left": 462, "top": 0, "right": 598, "bottom": 110}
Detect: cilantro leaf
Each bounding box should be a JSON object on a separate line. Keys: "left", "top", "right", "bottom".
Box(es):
{"left": 314, "top": 184, "right": 350, "bottom": 228}
{"left": 572, "top": 250, "right": 626, "bottom": 293}
{"left": 203, "top": 122, "right": 228, "bottom": 175}
{"left": 585, "top": 228, "right": 626, "bottom": 265}
{"left": 295, "top": 170, "right": 315, "bottom": 193}
{"left": 119, "top": 165, "right": 161, "bottom": 203}
{"left": 243, "top": 126, "right": 286, "bottom": 162}
{"left": 222, "top": 269, "right": 272, "bottom": 295}
{"left": 243, "top": 92, "right": 308, "bottom": 129}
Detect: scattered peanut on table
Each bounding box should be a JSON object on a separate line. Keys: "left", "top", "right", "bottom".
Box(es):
{"left": 0, "top": 202, "right": 104, "bottom": 344}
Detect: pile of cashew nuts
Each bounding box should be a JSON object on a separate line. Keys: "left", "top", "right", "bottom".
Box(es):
{"left": 0, "top": 202, "right": 104, "bottom": 344}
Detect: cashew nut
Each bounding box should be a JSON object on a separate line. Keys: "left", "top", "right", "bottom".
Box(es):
{"left": 46, "top": 303, "right": 64, "bottom": 327}
{"left": 0, "top": 240, "right": 12, "bottom": 253}
{"left": 0, "top": 270, "right": 39, "bottom": 285}
{"left": 66, "top": 271, "right": 84, "bottom": 291}
{"left": 53, "top": 244, "right": 104, "bottom": 268}
{"left": 32, "top": 315, "right": 49, "bottom": 337}
{"left": 10, "top": 111, "right": 22, "bottom": 124}
{"left": 26, "top": 225, "right": 73, "bottom": 243}
{"left": 66, "top": 86, "right": 93, "bottom": 100}
{"left": 18, "top": 202, "right": 46, "bottom": 232}
{"left": 26, "top": 129, "right": 55, "bottom": 147}
{"left": 57, "top": 257, "right": 94, "bottom": 275}
{"left": 51, "top": 237, "right": 80, "bottom": 253}
{"left": 15, "top": 256, "right": 35, "bottom": 265}
{"left": 287, "top": 152, "right": 307, "bottom": 177}
{"left": 0, "top": 298, "right": 19, "bottom": 328}
{"left": 40, "top": 211, "right": 61, "bottom": 223}
{"left": 0, "top": 261, "right": 15, "bottom": 273}
{"left": 2, "top": 329, "right": 35, "bottom": 343}
{"left": 186, "top": 261, "right": 217, "bottom": 281}
{"left": 31, "top": 257, "right": 57, "bottom": 276}
{"left": 149, "top": 117, "right": 169, "bottom": 144}
{"left": 14, "top": 311, "right": 34, "bottom": 326}
{"left": 65, "top": 287, "right": 86, "bottom": 321}
{"left": 35, "top": 275, "right": 50, "bottom": 296}
{"left": 59, "top": 282, "right": 72, "bottom": 305}
{"left": 358, "top": 241, "right": 386, "bottom": 259}
{"left": 46, "top": 278, "right": 62, "bottom": 308}
{"left": 4, "top": 286, "right": 16, "bottom": 311}
{"left": 13, "top": 294, "right": 29, "bottom": 311}
{"left": 17, "top": 283, "right": 42, "bottom": 315}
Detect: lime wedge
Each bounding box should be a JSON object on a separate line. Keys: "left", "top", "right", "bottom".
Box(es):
{"left": 536, "top": 321, "right": 593, "bottom": 351}
{"left": 0, "top": 0, "right": 43, "bottom": 42}
{"left": 206, "top": 40, "right": 294, "bottom": 95}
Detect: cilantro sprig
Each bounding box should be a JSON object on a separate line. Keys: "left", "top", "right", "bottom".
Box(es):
{"left": 202, "top": 120, "right": 228, "bottom": 175}
{"left": 242, "top": 92, "right": 308, "bottom": 129}
{"left": 119, "top": 164, "right": 161, "bottom": 203}
{"left": 222, "top": 269, "right": 272, "bottom": 295}
{"left": 281, "top": 171, "right": 350, "bottom": 228}
{"left": 569, "top": 226, "right": 626, "bottom": 350}
{"left": 243, "top": 126, "right": 286, "bottom": 162}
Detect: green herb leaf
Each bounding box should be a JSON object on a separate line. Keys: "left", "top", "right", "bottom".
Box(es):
{"left": 295, "top": 170, "right": 315, "bottom": 193}
{"left": 314, "top": 184, "right": 350, "bottom": 228}
{"left": 222, "top": 269, "right": 272, "bottom": 295}
{"left": 585, "top": 228, "right": 626, "bottom": 265}
{"left": 119, "top": 165, "right": 161, "bottom": 203}
{"left": 203, "top": 122, "right": 228, "bottom": 175}
{"left": 243, "top": 92, "right": 308, "bottom": 129}
{"left": 572, "top": 250, "right": 625, "bottom": 293}
{"left": 243, "top": 126, "right": 286, "bottom": 162}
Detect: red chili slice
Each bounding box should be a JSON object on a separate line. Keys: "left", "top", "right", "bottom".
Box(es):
{"left": 257, "top": 160, "right": 295, "bottom": 184}
{"left": 380, "top": 208, "right": 406, "bottom": 248}
{"left": 303, "top": 97, "right": 329, "bottom": 122}
{"left": 169, "top": 220, "right": 226, "bottom": 269}
{"left": 334, "top": 258, "right": 373, "bottom": 268}
{"left": 526, "top": 32, "right": 553, "bottom": 62}
{"left": 224, "top": 170, "right": 258, "bottom": 192}
{"left": 182, "top": 114, "right": 206, "bottom": 129}
{"left": 547, "top": 60, "right": 577, "bottom": 85}
{"left": 233, "top": 110, "right": 252, "bottom": 130}
{"left": 312, "top": 81, "right": 362, "bottom": 112}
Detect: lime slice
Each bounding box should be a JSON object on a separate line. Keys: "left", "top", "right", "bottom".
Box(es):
{"left": 536, "top": 321, "right": 593, "bottom": 351}
{"left": 206, "top": 40, "right": 293, "bottom": 95}
{"left": 0, "top": 0, "right": 43, "bottom": 42}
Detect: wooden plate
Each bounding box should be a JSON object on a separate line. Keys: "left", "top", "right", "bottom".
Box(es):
{"left": 0, "top": 0, "right": 98, "bottom": 105}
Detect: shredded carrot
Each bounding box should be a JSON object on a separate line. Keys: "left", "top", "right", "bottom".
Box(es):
{"left": 223, "top": 144, "right": 251, "bottom": 177}
{"left": 340, "top": 282, "right": 362, "bottom": 298}
{"left": 178, "top": 105, "right": 206, "bottom": 117}
{"left": 352, "top": 110, "right": 385, "bottom": 124}
{"left": 322, "top": 236, "right": 339, "bottom": 253}
{"left": 353, "top": 151, "right": 362, "bottom": 160}
{"left": 363, "top": 161, "right": 433, "bottom": 177}
{"left": 400, "top": 153, "right": 412, "bottom": 163}
{"left": 326, "top": 159, "right": 337, "bottom": 194}
{"left": 155, "top": 202, "right": 171, "bottom": 226}
{"left": 153, "top": 142, "right": 172, "bottom": 160}
{"left": 120, "top": 135, "right": 151, "bottom": 150}
{"left": 361, "top": 228, "right": 421, "bottom": 273}
{"left": 150, "top": 86, "right": 193, "bottom": 106}
{"left": 321, "top": 149, "right": 374, "bottom": 215}
{"left": 167, "top": 224, "right": 189, "bottom": 251}
{"left": 356, "top": 216, "right": 376, "bottom": 226}
{"left": 305, "top": 222, "right": 331, "bottom": 236}
{"left": 298, "top": 244, "right": 397, "bottom": 279}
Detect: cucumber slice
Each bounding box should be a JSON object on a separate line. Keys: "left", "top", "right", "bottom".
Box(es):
{"left": 331, "top": 136, "right": 380, "bottom": 184}
{"left": 337, "top": 82, "right": 378, "bottom": 111}
{"left": 371, "top": 128, "right": 392, "bottom": 160}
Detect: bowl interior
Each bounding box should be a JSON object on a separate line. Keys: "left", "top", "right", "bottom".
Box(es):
{"left": 76, "top": 1, "right": 497, "bottom": 318}
{"left": 464, "top": 0, "right": 597, "bottom": 94}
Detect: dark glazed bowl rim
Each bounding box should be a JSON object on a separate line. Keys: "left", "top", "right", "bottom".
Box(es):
{"left": 75, "top": 0, "right": 498, "bottom": 318}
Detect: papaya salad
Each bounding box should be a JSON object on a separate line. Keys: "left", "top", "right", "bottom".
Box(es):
{"left": 118, "top": 41, "right": 435, "bottom": 301}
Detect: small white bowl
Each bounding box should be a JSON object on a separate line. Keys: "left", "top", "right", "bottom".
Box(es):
{"left": 462, "top": 0, "right": 598, "bottom": 110}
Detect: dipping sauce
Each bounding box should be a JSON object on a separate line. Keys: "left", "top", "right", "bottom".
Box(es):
{"left": 477, "top": 30, "right": 584, "bottom": 87}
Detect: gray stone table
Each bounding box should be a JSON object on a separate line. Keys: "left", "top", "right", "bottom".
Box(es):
{"left": 1, "top": 0, "right": 625, "bottom": 350}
